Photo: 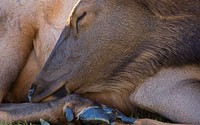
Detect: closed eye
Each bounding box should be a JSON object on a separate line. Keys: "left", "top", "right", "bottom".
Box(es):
{"left": 76, "top": 12, "right": 87, "bottom": 33}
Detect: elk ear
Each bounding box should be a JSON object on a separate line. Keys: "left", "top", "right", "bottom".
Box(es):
{"left": 137, "top": 0, "right": 199, "bottom": 18}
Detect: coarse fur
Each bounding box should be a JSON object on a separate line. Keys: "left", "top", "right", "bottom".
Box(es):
{"left": 31, "top": 0, "right": 200, "bottom": 124}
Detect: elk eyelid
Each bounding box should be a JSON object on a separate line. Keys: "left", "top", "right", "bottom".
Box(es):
{"left": 76, "top": 12, "right": 87, "bottom": 33}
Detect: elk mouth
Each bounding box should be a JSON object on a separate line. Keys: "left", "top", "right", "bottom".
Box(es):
{"left": 28, "top": 85, "right": 69, "bottom": 103}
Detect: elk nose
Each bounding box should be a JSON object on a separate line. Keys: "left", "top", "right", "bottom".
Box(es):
{"left": 28, "top": 85, "right": 37, "bottom": 103}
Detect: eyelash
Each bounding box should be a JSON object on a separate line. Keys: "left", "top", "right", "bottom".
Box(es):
{"left": 76, "top": 12, "right": 87, "bottom": 33}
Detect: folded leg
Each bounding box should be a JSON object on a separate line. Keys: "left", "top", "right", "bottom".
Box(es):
{"left": 0, "top": 94, "right": 93, "bottom": 124}
{"left": 130, "top": 67, "right": 200, "bottom": 124}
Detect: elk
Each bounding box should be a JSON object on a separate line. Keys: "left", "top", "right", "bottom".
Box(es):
{"left": 29, "top": 0, "right": 200, "bottom": 124}
{"left": 0, "top": 0, "right": 200, "bottom": 125}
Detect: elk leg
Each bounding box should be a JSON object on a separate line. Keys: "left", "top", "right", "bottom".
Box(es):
{"left": 130, "top": 72, "right": 200, "bottom": 124}
{"left": 0, "top": 94, "right": 94, "bottom": 124}
{"left": 0, "top": 98, "right": 65, "bottom": 123}
{"left": 113, "top": 119, "right": 191, "bottom": 125}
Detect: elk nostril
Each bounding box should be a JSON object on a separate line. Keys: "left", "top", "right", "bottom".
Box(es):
{"left": 28, "top": 85, "right": 37, "bottom": 103}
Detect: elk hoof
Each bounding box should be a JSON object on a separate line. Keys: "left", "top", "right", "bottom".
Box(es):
{"left": 78, "top": 106, "right": 110, "bottom": 125}
{"left": 64, "top": 107, "right": 74, "bottom": 122}
{"left": 62, "top": 94, "right": 136, "bottom": 124}
{"left": 64, "top": 105, "right": 136, "bottom": 124}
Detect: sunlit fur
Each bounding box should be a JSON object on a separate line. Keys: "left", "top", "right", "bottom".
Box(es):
{"left": 0, "top": 0, "right": 78, "bottom": 102}
{"left": 33, "top": 0, "right": 200, "bottom": 124}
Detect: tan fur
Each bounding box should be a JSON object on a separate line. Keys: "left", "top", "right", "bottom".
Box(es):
{"left": 0, "top": 0, "right": 79, "bottom": 102}
{"left": 0, "top": 0, "right": 80, "bottom": 123}
{"left": 1, "top": 0, "right": 200, "bottom": 124}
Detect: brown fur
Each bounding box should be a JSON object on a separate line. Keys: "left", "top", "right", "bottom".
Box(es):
{"left": 31, "top": 0, "right": 200, "bottom": 124}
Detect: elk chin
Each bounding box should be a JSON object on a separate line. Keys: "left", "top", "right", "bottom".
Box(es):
{"left": 40, "top": 86, "right": 68, "bottom": 102}
{"left": 29, "top": 81, "right": 67, "bottom": 103}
